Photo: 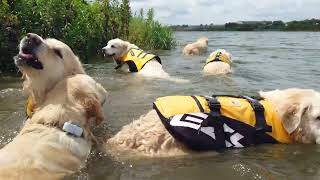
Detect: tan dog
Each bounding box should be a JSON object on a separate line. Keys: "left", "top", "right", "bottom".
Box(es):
{"left": 0, "top": 33, "right": 108, "bottom": 180}
{"left": 183, "top": 37, "right": 208, "bottom": 56}
{"left": 106, "top": 89, "right": 320, "bottom": 158}
{"left": 102, "top": 38, "right": 188, "bottom": 83}
{"left": 203, "top": 49, "right": 232, "bottom": 75}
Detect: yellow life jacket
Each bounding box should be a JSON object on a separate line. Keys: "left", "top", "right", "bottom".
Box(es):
{"left": 205, "top": 51, "right": 231, "bottom": 65}
{"left": 117, "top": 48, "right": 161, "bottom": 72}
{"left": 153, "top": 95, "right": 291, "bottom": 150}
{"left": 26, "top": 96, "right": 34, "bottom": 118}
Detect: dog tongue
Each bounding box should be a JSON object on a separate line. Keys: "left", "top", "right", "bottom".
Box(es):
{"left": 19, "top": 52, "right": 34, "bottom": 60}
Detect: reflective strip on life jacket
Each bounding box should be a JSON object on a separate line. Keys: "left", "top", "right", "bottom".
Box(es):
{"left": 118, "top": 48, "right": 161, "bottom": 72}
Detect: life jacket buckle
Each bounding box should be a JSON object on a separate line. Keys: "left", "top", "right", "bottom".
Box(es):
{"left": 206, "top": 98, "right": 220, "bottom": 109}
{"left": 205, "top": 96, "right": 221, "bottom": 117}
{"left": 255, "top": 126, "right": 272, "bottom": 133}
{"left": 244, "top": 96, "right": 264, "bottom": 112}
{"left": 252, "top": 105, "right": 264, "bottom": 112}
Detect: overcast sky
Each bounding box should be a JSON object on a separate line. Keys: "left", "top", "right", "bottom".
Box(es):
{"left": 130, "top": 0, "right": 319, "bottom": 25}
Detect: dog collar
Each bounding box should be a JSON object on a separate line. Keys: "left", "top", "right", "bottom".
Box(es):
{"left": 62, "top": 122, "right": 84, "bottom": 137}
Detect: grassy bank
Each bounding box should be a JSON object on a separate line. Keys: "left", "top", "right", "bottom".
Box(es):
{"left": 0, "top": 0, "right": 175, "bottom": 73}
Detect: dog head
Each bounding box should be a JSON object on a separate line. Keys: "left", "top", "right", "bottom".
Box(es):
{"left": 260, "top": 88, "right": 320, "bottom": 144}
{"left": 101, "top": 38, "right": 138, "bottom": 60}
{"left": 14, "top": 33, "right": 85, "bottom": 104}
{"left": 198, "top": 37, "right": 208, "bottom": 45}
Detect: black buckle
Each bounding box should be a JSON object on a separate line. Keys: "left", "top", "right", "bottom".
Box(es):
{"left": 207, "top": 99, "right": 221, "bottom": 109}
{"left": 205, "top": 96, "right": 221, "bottom": 117}
{"left": 251, "top": 103, "right": 265, "bottom": 112}
{"left": 244, "top": 96, "right": 265, "bottom": 112}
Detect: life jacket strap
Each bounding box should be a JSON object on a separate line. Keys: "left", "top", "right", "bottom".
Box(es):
{"left": 191, "top": 96, "right": 205, "bottom": 112}
{"left": 243, "top": 96, "right": 272, "bottom": 133}
{"left": 212, "top": 58, "right": 222, "bottom": 62}
{"left": 114, "top": 60, "right": 123, "bottom": 70}
{"left": 205, "top": 96, "right": 221, "bottom": 117}
{"left": 114, "top": 64, "right": 122, "bottom": 70}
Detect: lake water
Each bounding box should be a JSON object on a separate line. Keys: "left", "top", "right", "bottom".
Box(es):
{"left": 1, "top": 31, "right": 320, "bottom": 179}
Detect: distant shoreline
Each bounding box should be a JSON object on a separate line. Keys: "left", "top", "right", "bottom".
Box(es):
{"left": 170, "top": 19, "right": 320, "bottom": 32}
{"left": 172, "top": 30, "right": 320, "bottom": 32}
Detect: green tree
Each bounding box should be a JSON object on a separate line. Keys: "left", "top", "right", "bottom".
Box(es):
{"left": 120, "top": 0, "right": 131, "bottom": 38}
{"left": 146, "top": 8, "right": 154, "bottom": 23}
{"left": 0, "top": 0, "right": 19, "bottom": 73}
{"left": 139, "top": 8, "right": 144, "bottom": 19}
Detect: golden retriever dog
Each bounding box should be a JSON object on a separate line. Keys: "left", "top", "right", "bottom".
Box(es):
{"left": 105, "top": 88, "right": 320, "bottom": 158}
{"left": 182, "top": 37, "right": 208, "bottom": 56}
{"left": 102, "top": 38, "right": 187, "bottom": 83}
{"left": 0, "top": 33, "right": 108, "bottom": 180}
{"left": 203, "top": 49, "right": 232, "bottom": 75}
{"left": 15, "top": 33, "right": 85, "bottom": 105}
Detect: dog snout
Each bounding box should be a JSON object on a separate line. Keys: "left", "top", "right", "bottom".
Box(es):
{"left": 101, "top": 47, "right": 107, "bottom": 54}
{"left": 22, "top": 33, "right": 43, "bottom": 54}
{"left": 26, "top": 33, "right": 42, "bottom": 45}
{"left": 101, "top": 47, "right": 110, "bottom": 56}
{"left": 97, "top": 49, "right": 102, "bottom": 54}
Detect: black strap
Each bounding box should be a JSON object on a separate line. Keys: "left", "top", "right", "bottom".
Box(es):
{"left": 136, "top": 50, "right": 144, "bottom": 58}
{"left": 191, "top": 96, "right": 204, "bottom": 112}
{"left": 211, "top": 94, "right": 263, "bottom": 101}
{"left": 114, "top": 64, "right": 122, "bottom": 70}
{"left": 114, "top": 60, "right": 123, "bottom": 70}
{"left": 212, "top": 58, "right": 222, "bottom": 62}
{"left": 126, "top": 61, "right": 138, "bottom": 72}
{"left": 205, "top": 96, "right": 221, "bottom": 117}
{"left": 243, "top": 96, "right": 272, "bottom": 133}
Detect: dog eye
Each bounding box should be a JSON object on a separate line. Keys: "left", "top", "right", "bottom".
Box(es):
{"left": 316, "top": 116, "right": 320, "bottom": 121}
{"left": 53, "top": 48, "right": 63, "bottom": 59}
{"left": 111, "top": 45, "right": 115, "bottom": 48}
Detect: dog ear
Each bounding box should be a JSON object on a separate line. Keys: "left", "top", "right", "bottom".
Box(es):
{"left": 282, "top": 103, "right": 309, "bottom": 134}
{"left": 74, "top": 90, "right": 105, "bottom": 125}
{"left": 84, "top": 97, "right": 104, "bottom": 125}
{"left": 121, "top": 41, "right": 130, "bottom": 50}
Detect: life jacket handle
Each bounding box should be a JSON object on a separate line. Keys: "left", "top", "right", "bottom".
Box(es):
{"left": 206, "top": 95, "right": 272, "bottom": 133}
{"left": 243, "top": 96, "right": 272, "bottom": 133}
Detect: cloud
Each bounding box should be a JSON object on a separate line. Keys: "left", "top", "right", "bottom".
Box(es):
{"left": 130, "top": 0, "right": 319, "bottom": 25}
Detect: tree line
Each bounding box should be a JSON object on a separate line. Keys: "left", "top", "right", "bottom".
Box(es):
{"left": 171, "top": 19, "right": 320, "bottom": 32}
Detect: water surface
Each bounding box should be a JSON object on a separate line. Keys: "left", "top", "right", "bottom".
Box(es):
{"left": 1, "top": 32, "right": 320, "bottom": 180}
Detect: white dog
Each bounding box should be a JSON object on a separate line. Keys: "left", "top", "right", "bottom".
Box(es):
{"left": 102, "top": 38, "right": 187, "bottom": 83}
{"left": 183, "top": 37, "right": 208, "bottom": 56}
{"left": 203, "top": 49, "right": 232, "bottom": 75}
{"left": 105, "top": 88, "right": 320, "bottom": 158}
{"left": 0, "top": 33, "right": 108, "bottom": 180}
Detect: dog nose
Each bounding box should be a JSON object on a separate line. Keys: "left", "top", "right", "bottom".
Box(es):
{"left": 26, "top": 33, "right": 42, "bottom": 45}
{"left": 101, "top": 47, "right": 107, "bottom": 53}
